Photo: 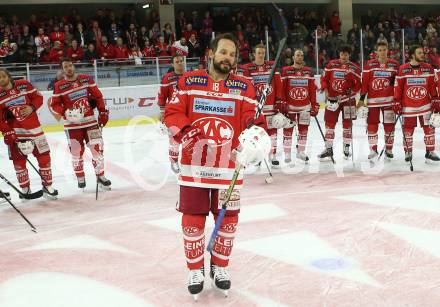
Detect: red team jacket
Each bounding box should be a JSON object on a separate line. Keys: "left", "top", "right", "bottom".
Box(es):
{"left": 50, "top": 74, "right": 106, "bottom": 130}
{"left": 0, "top": 80, "right": 44, "bottom": 139}
{"left": 157, "top": 71, "right": 182, "bottom": 112}
{"left": 164, "top": 69, "right": 264, "bottom": 189}
{"left": 241, "top": 61, "right": 282, "bottom": 117}
{"left": 361, "top": 58, "right": 399, "bottom": 108}
{"left": 321, "top": 59, "right": 361, "bottom": 101}
{"left": 394, "top": 62, "right": 437, "bottom": 117}
{"left": 279, "top": 65, "right": 318, "bottom": 113}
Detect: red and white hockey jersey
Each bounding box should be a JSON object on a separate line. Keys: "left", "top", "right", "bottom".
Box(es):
{"left": 321, "top": 59, "right": 361, "bottom": 100}
{"left": 394, "top": 62, "right": 437, "bottom": 117}
{"left": 279, "top": 65, "right": 317, "bottom": 113}
{"left": 361, "top": 58, "right": 399, "bottom": 108}
{"left": 164, "top": 69, "right": 264, "bottom": 189}
{"left": 50, "top": 74, "right": 106, "bottom": 130}
{"left": 242, "top": 61, "right": 282, "bottom": 116}
{"left": 0, "top": 79, "right": 44, "bottom": 139}
{"left": 157, "top": 71, "right": 182, "bottom": 112}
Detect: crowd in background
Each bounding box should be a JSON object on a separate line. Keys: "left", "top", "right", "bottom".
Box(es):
{"left": 1, "top": 6, "right": 440, "bottom": 70}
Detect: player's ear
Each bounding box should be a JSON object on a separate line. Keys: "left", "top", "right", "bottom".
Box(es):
{"left": 208, "top": 48, "right": 214, "bottom": 60}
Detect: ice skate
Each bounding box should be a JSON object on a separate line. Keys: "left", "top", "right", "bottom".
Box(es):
{"left": 343, "top": 144, "right": 351, "bottom": 159}
{"left": 385, "top": 150, "right": 394, "bottom": 161}
{"left": 78, "top": 177, "right": 86, "bottom": 190}
{"left": 425, "top": 151, "right": 440, "bottom": 164}
{"left": 405, "top": 151, "right": 413, "bottom": 163}
{"left": 43, "top": 185, "right": 58, "bottom": 200}
{"left": 188, "top": 266, "right": 204, "bottom": 301}
{"left": 296, "top": 151, "right": 309, "bottom": 164}
{"left": 318, "top": 147, "right": 333, "bottom": 162}
{"left": 210, "top": 263, "right": 231, "bottom": 297}
{"left": 97, "top": 175, "right": 111, "bottom": 191}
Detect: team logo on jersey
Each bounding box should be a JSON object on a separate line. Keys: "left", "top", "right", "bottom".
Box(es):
{"left": 193, "top": 98, "right": 235, "bottom": 116}
{"left": 290, "top": 79, "right": 308, "bottom": 86}
{"left": 68, "top": 89, "right": 87, "bottom": 100}
{"left": 406, "top": 86, "right": 427, "bottom": 100}
{"left": 407, "top": 78, "right": 426, "bottom": 85}
{"left": 9, "top": 105, "right": 28, "bottom": 122}
{"left": 372, "top": 78, "right": 391, "bottom": 91}
{"left": 331, "top": 79, "right": 346, "bottom": 92}
{"left": 333, "top": 71, "right": 345, "bottom": 79}
{"left": 192, "top": 117, "right": 234, "bottom": 147}
{"left": 225, "top": 79, "right": 247, "bottom": 90}
{"left": 185, "top": 76, "right": 208, "bottom": 86}
{"left": 373, "top": 71, "right": 392, "bottom": 78}
{"left": 73, "top": 97, "right": 91, "bottom": 114}
{"left": 289, "top": 87, "right": 308, "bottom": 100}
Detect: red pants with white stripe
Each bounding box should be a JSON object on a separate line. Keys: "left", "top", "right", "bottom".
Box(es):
{"left": 8, "top": 142, "right": 53, "bottom": 189}
{"left": 179, "top": 185, "right": 239, "bottom": 269}
{"left": 367, "top": 106, "right": 396, "bottom": 152}
{"left": 65, "top": 125, "right": 105, "bottom": 178}
{"left": 402, "top": 115, "right": 435, "bottom": 153}
{"left": 323, "top": 100, "right": 357, "bottom": 148}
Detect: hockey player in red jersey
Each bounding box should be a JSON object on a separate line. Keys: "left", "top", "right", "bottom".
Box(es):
{"left": 242, "top": 44, "right": 282, "bottom": 167}
{"left": 393, "top": 45, "right": 440, "bottom": 163}
{"left": 0, "top": 68, "right": 58, "bottom": 199}
{"left": 359, "top": 42, "right": 400, "bottom": 161}
{"left": 164, "top": 33, "right": 268, "bottom": 299}
{"left": 50, "top": 58, "right": 111, "bottom": 189}
{"left": 318, "top": 45, "right": 361, "bottom": 160}
{"left": 157, "top": 55, "right": 185, "bottom": 172}
{"left": 278, "top": 49, "right": 319, "bottom": 164}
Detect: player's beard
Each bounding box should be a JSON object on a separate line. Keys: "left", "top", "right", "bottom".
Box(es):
{"left": 213, "top": 56, "right": 233, "bottom": 74}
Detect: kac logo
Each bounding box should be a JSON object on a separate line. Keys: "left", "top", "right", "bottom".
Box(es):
{"left": 406, "top": 86, "right": 427, "bottom": 100}
{"left": 289, "top": 88, "right": 308, "bottom": 100}
{"left": 372, "top": 78, "right": 391, "bottom": 91}
{"left": 332, "top": 79, "right": 346, "bottom": 92}
{"left": 193, "top": 117, "right": 234, "bottom": 147}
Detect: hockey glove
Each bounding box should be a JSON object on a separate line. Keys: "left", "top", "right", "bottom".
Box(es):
{"left": 310, "top": 103, "right": 320, "bottom": 117}
{"left": 180, "top": 126, "right": 207, "bottom": 159}
{"left": 3, "top": 130, "right": 17, "bottom": 146}
{"left": 98, "top": 110, "right": 109, "bottom": 127}
{"left": 392, "top": 102, "right": 402, "bottom": 115}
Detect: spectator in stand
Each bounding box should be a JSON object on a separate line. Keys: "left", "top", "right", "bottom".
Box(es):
{"left": 113, "top": 37, "right": 129, "bottom": 59}
{"left": 84, "top": 43, "right": 99, "bottom": 62}
{"left": 237, "top": 33, "right": 250, "bottom": 63}
{"left": 429, "top": 47, "right": 440, "bottom": 68}
{"left": 85, "top": 20, "right": 103, "bottom": 47}
{"left": 149, "top": 22, "right": 161, "bottom": 43}
{"left": 162, "top": 23, "right": 176, "bottom": 45}
{"left": 347, "top": 23, "right": 360, "bottom": 41}
{"left": 28, "top": 14, "right": 39, "bottom": 36}
{"left": 74, "top": 23, "right": 86, "bottom": 48}
{"left": 170, "top": 37, "right": 188, "bottom": 57}
{"left": 155, "top": 35, "right": 170, "bottom": 57}
{"left": 182, "top": 23, "right": 198, "bottom": 41}
{"left": 201, "top": 11, "right": 213, "bottom": 46}
{"left": 49, "top": 40, "right": 64, "bottom": 63}
{"left": 39, "top": 45, "right": 52, "bottom": 63}
{"left": 67, "top": 39, "right": 84, "bottom": 62}
{"left": 139, "top": 26, "right": 149, "bottom": 49}
{"left": 0, "top": 40, "right": 11, "bottom": 64}
{"left": 18, "top": 25, "right": 34, "bottom": 57}
{"left": 377, "top": 33, "right": 388, "bottom": 44}
{"left": 142, "top": 39, "right": 156, "bottom": 58}
{"left": 290, "top": 22, "right": 308, "bottom": 49}
{"left": 190, "top": 10, "right": 202, "bottom": 33}
{"left": 108, "top": 22, "right": 123, "bottom": 45}
{"left": 405, "top": 19, "right": 417, "bottom": 42}
{"left": 50, "top": 24, "right": 65, "bottom": 46}
{"left": 126, "top": 23, "right": 139, "bottom": 48}
{"left": 329, "top": 11, "right": 341, "bottom": 34}
{"left": 64, "top": 25, "right": 74, "bottom": 48}
{"left": 176, "top": 10, "right": 186, "bottom": 39}
{"left": 129, "top": 45, "right": 143, "bottom": 65}
{"left": 10, "top": 15, "right": 21, "bottom": 40}
{"left": 188, "top": 33, "right": 201, "bottom": 58}
{"left": 35, "top": 27, "right": 50, "bottom": 58}
{"left": 97, "top": 36, "right": 114, "bottom": 60}
{"left": 4, "top": 43, "right": 20, "bottom": 63}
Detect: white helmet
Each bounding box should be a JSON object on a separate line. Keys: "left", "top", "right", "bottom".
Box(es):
{"left": 357, "top": 106, "right": 369, "bottom": 119}
{"left": 236, "top": 125, "right": 271, "bottom": 167}
{"left": 17, "top": 140, "right": 34, "bottom": 155}
{"left": 429, "top": 113, "right": 440, "bottom": 128}
{"left": 271, "top": 112, "right": 290, "bottom": 129}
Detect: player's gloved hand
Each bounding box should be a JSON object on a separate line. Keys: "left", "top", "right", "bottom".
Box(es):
{"left": 275, "top": 100, "right": 287, "bottom": 114}
{"left": 180, "top": 126, "right": 208, "bottom": 159}
{"left": 392, "top": 102, "right": 402, "bottom": 115}
{"left": 431, "top": 98, "right": 440, "bottom": 112}
{"left": 98, "top": 110, "right": 109, "bottom": 127}
{"left": 3, "top": 130, "right": 17, "bottom": 146}
{"left": 310, "top": 103, "right": 320, "bottom": 117}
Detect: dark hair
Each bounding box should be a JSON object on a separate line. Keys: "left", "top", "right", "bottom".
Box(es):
{"left": 59, "top": 57, "right": 73, "bottom": 67}
{"left": 339, "top": 45, "right": 351, "bottom": 54}
{"left": 210, "top": 33, "right": 238, "bottom": 54}
{"left": 409, "top": 45, "right": 422, "bottom": 58}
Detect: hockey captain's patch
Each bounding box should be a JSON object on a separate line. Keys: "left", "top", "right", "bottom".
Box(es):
{"left": 193, "top": 98, "right": 235, "bottom": 116}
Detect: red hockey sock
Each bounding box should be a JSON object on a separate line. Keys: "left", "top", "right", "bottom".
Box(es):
{"left": 211, "top": 215, "right": 238, "bottom": 267}
{"left": 182, "top": 214, "right": 206, "bottom": 270}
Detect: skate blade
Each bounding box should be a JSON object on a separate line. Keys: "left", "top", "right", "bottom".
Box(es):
{"left": 43, "top": 193, "right": 58, "bottom": 200}
{"left": 192, "top": 294, "right": 199, "bottom": 301}
{"left": 319, "top": 157, "right": 333, "bottom": 162}
{"left": 425, "top": 159, "right": 440, "bottom": 165}
{"left": 296, "top": 158, "right": 309, "bottom": 164}
{"left": 0, "top": 199, "right": 8, "bottom": 205}
{"left": 211, "top": 280, "right": 229, "bottom": 298}
{"left": 98, "top": 184, "right": 111, "bottom": 191}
